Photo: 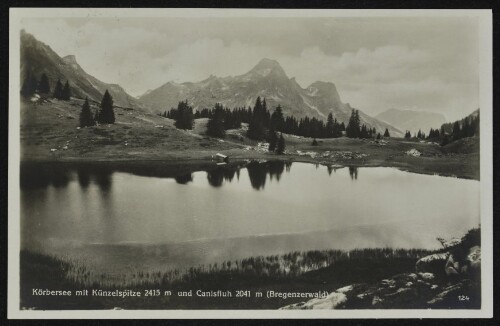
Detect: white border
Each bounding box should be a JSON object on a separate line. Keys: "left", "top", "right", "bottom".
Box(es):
{"left": 8, "top": 8, "right": 493, "bottom": 319}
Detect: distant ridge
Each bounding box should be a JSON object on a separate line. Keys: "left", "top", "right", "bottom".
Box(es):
{"left": 139, "top": 58, "right": 402, "bottom": 136}
{"left": 375, "top": 108, "right": 447, "bottom": 134}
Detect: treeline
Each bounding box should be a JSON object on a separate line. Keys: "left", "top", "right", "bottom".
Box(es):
{"left": 21, "top": 72, "right": 71, "bottom": 101}
{"left": 403, "top": 111, "right": 480, "bottom": 145}
{"left": 345, "top": 109, "right": 390, "bottom": 139}
{"left": 160, "top": 97, "right": 390, "bottom": 141}
{"left": 439, "top": 112, "right": 480, "bottom": 145}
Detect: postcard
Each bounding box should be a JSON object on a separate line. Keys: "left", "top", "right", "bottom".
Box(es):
{"left": 8, "top": 8, "right": 493, "bottom": 319}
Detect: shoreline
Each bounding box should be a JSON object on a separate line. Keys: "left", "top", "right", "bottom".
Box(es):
{"left": 19, "top": 99, "right": 480, "bottom": 180}
{"left": 20, "top": 152, "right": 480, "bottom": 180}
{"left": 20, "top": 227, "right": 481, "bottom": 310}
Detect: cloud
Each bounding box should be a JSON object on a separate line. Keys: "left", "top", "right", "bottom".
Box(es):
{"left": 20, "top": 17, "right": 479, "bottom": 121}
{"left": 280, "top": 45, "right": 478, "bottom": 120}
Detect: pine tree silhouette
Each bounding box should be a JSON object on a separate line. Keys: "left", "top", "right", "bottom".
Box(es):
{"left": 206, "top": 103, "right": 226, "bottom": 138}
{"left": 21, "top": 71, "right": 38, "bottom": 98}
{"left": 79, "top": 97, "right": 94, "bottom": 127}
{"left": 346, "top": 109, "right": 361, "bottom": 138}
{"left": 276, "top": 133, "right": 285, "bottom": 154}
{"left": 53, "top": 79, "right": 63, "bottom": 99}
{"left": 62, "top": 81, "right": 71, "bottom": 100}
{"left": 37, "top": 73, "right": 51, "bottom": 94}
{"left": 174, "top": 100, "right": 194, "bottom": 130}
{"left": 452, "top": 121, "right": 461, "bottom": 140}
{"left": 384, "top": 128, "right": 390, "bottom": 137}
{"left": 270, "top": 105, "right": 284, "bottom": 132}
{"left": 247, "top": 97, "right": 266, "bottom": 140}
{"left": 98, "top": 90, "right": 115, "bottom": 124}
{"left": 268, "top": 128, "right": 278, "bottom": 152}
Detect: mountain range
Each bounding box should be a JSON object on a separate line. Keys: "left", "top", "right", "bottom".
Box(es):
{"left": 375, "top": 109, "right": 447, "bottom": 135}
{"left": 21, "top": 31, "right": 402, "bottom": 136}
{"left": 139, "top": 58, "right": 402, "bottom": 136}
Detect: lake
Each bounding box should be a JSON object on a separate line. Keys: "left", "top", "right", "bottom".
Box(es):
{"left": 20, "top": 161, "right": 480, "bottom": 276}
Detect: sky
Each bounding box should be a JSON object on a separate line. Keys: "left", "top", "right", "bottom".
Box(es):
{"left": 21, "top": 16, "right": 480, "bottom": 121}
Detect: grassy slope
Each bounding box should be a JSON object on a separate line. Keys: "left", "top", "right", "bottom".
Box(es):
{"left": 20, "top": 98, "right": 479, "bottom": 179}
{"left": 21, "top": 98, "right": 241, "bottom": 161}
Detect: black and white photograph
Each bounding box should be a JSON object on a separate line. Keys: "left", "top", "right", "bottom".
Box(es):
{"left": 7, "top": 8, "right": 493, "bottom": 319}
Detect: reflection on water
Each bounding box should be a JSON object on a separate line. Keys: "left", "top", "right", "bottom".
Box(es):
{"left": 246, "top": 162, "right": 268, "bottom": 190}
{"left": 349, "top": 167, "right": 359, "bottom": 180}
{"left": 20, "top": 161, "right": 480, "bottom": 273}
{"left": 175, "top": 174, "right": 193, "bottom": 185}
{"left": 21, "top": 161, "right": 291, "bottom": 192}
{"left": 20, "top": 160, "right": 362, "bottom": 192}
{"left": 207, "top": 167, "right": 239, "bottom": 187}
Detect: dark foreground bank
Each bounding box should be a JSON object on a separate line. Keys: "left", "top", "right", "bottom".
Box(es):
{"left": 20, "top": 229, "right": 480, "bottom": 310}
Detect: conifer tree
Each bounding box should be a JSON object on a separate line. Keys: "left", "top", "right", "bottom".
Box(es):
{"left": 53, "top": 79, "right": 63, "bottom": 99}
{"left": 326, "top": 113, "right": 335, "bottom": 138}
{"left": 270, "top": 105, "right": 285, "bottom": 132}
{"left": 247, "top": 97, "right": 266, "bottom": 140}
{"left": 98, "top": 90, "right": 115, "bottom": 124}
{"left": 21, "top": 71, "right": 38, "bottom": 98}
{"left": 461, "top": 118, "right": 470, "bottom": 138}
{"left": 37, "top": 73, "right": 51, "bottom": 95}
{"left": 276, "top": 133, "right": 285, "bottom": 154}
{"left": 346, "top": 109, "right": 361, "bottom": 138}
{"left": 440, "top": 125, "right": 446, "bottom": 136}
{"left": 174, "top": 100, "right": 194, "bottom": 130}
{"left": 360, "top": 124, "right": 369, "bottom": 139}
{"left": 452, "top": 121, "right": 461, "bottom": 140}
{"left": 79, "top": 97, "right": 94, "bottom": 127}
{"left": 206, "top": 103, "right": 226, "bottom": 138}
{"left": 383, "top": 128, "right": 390, "bottom": 137}
{"left": 62, "top": 81, "right": 71, "bottom": 100}
{"left": 268, "top": 128, "right": 278, "bottom": 152}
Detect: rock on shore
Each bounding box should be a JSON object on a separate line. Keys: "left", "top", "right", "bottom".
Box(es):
{"left": 281, "top": 228, "right": 481, "bottom": 309}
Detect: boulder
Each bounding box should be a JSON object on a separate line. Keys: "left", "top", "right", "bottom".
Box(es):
{"left": 405, "top": 149, "right": 422, "bottom": 157}
{"left": 445, "top": 254, "right": 460, "bottom": 276}
{"left": 418, "top": 272, "right": 435, "bottom": 281}
{"left": 437, "top": 237, "right": 462, "bottom": 249}
{"left": 466, "top": 246, "right": 481, "bottom": 275}
{"left": 415, "top": 253, "right": 448, "bottom": 275}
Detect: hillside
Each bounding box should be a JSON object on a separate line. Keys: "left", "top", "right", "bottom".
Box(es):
{"left": 375, "top": 108, "right": 447, "bottom": 135}
{"left": 139, "top": 58, "right": 403, "bottom": 137}
{"left": 20, "top": 30, "right": 145, "bottom": 109}
{"left": 20, "top": 97, "right": 240, "bottom": 161}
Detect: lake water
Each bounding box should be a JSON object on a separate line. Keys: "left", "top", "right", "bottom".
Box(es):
{"left": 20, "top": 161, "right": 480, "bottom": 275}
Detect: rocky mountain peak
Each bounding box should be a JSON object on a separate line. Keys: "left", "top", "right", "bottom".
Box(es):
{"left": 248, "top": 58, "right": 287, "bottom": 77}
{"left": 309, "top": 81, "right": 337, "bottom": 90}
{"left": 138, "top": 57, "right": 403, "bottom": 136}
{"left": 306, "top": 81, "right": 342, "bottom": 104}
